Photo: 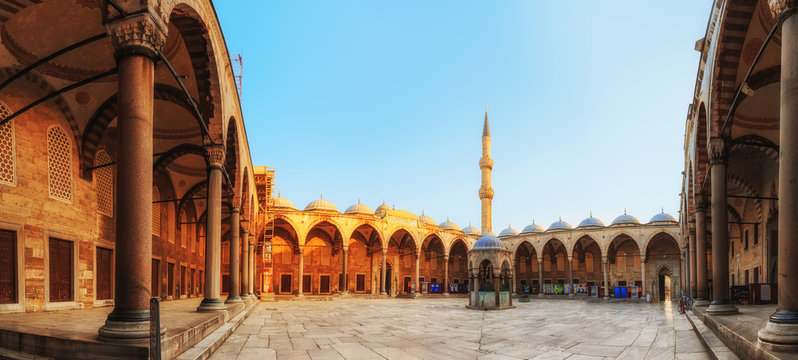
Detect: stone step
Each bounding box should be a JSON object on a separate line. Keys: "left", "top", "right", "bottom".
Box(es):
{"left": 175, "top": 300, "right": 258, "bottom": 360}
{"left": 0, "top": 346, "right": 53, "bottom": 360}
{"left": 685, "top": 310, "right": 740, "bottom": 360}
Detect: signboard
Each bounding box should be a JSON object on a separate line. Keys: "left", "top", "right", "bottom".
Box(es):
{"left": 590, "top": 286, "right": 599, "bottom": 298}
{"left": 564, "top": 284, "right": 571, "bottom": 295}
{"left": 150, "top": 298, "right": 161, "bottom": 360}
{"left": 553, "top": 285, "right": 563, "bottom": 294}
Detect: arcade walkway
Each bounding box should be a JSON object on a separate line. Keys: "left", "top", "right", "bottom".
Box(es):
{"left": 209, "top": 298, "right": 709, "bottom": 360}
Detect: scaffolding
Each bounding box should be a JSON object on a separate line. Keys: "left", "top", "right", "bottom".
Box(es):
{"left": 231, "top": 54, "right": 243, "bottom": 98}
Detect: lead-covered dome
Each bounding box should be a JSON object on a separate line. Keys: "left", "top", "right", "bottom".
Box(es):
{"left": 439, "top": 218, "right": 460, "bottom": 231}
{"left": 344, "top": 200, "right": 373, "bottom": 215}
{"left": 499, "top": 225, "right": 519, "bottom": 238}
{"left": 577, "top": 213, "right": 605, "bottom": 228}
{"left": 473, "top": 233, "right": 506, "bottom": 250}
{"left": 272, "top": 194, "right": 296, "bottom": 209}
{"left": 419, "top": 211, "right": 436, "bottom": 226}
{"left": 375, "top": 201, "right": 391, "bottom": 215}
{"left": 648, "top": 211, "right": 677, "bottom": 224}
{"left": 462, "top": 224, "right": 481, "bottom": 235}
{"left": 611, "top": 210, "right": 640, "bottom": 226}
{"left": 521, "top": 220, "right": 544, "bottom": 234}
{"left": 548, "top": 218, "right": 573, "bottom": 231}
{"left": 305, "top": 195, "right": 338, "bottom": 212}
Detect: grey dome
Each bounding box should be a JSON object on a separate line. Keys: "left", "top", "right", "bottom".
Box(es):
{"left": 611, "top": 211, "right": 640, "bottom": 226}
{"left": 344, "top": 201, "right": 373, "bottom": 215}
{"left": 648, "top": 212, "right": 677, "bottom": 224}
{"left": 521, "top": 221, "right": 544, "bottom": 234}
{"left": 305, "top": 197, "right": 338, "bottom": 212}
{"left": 577, "top": 215, "right": 605, "bottom": 228}
{"left": 375, "top": 202, "right": 391, "bottom": 214}
{"left": 439, "top": 219, "right": 460, "bottom": 231}
{"left": 547, "top": 219, "right": 573, "bottom": 231}
{"left": 462, "top": 225, "right": 481, "bottom": 235}
{"left": 498, "top": 225, "right": 519, "bottom": 238}
{"left": 473, "top": 233, "right": 506, "bottom": 250}
{"left": 272, "top": 195, "right": 296, "bottom": 209}
{"left": 419, "top": 212, "right": 436, "bottom": 226}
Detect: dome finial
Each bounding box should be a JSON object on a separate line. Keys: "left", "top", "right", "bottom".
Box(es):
{"left": 559, "top": 215, "right": 562, "bottom": 221}
{"left": 320, "top": 192, "right": 323, "bottom": 199}
{"left": 661, "top": 206, "right": 664, "bottom": 213}
{"left": 392, "top": 202, "right": 395, "bottom": 210}
{"left": 590, "top": 210, "right": 593, "bottom": 218}
{"left": 357, "top": 197, "right": 361, "bottom": 204}
{"left": 532, "top": 218, "right": 536, "bottom": 224}
{"left": 278, "top": 189, "right": 281, "bottom": 197}
{"left": 624, "top": 208, "right": 627, "bottom": 215}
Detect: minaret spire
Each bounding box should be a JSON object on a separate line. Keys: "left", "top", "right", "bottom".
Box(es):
{"left": 479, "top": 106, "right": 494, "bottom": 234}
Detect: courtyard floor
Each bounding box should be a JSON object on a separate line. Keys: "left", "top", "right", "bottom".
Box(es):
{"left": 208, "top": 298, "right": 709, "bottom": 360}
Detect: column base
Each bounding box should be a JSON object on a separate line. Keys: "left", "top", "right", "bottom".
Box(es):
{"left": 706, "top": 301, "right": 738, "bottom": 315}
{"left": 197, "top": 298, "right": 227, "bottom": 312}
{"left": 98, "top": 310, "right": 159, "bottom": 340}
{"left": 693, "top": 298, "right": 710, "bottom": 307}
{"left": 296, "top": 293, "right": 304, "bottom": 297}
{"left": 538, "top": 293, "right": 544, "bottom": 297}
{"left": 225, "top": 295, "right": 243, "bottom": 304}
{"left": 341, "top": 291, "right": 349, "bottom": 295}
{"left": 380, "top": 291, "right": 387, "bottom": 295}
{"left": 758, "top": 314, "right": 798, "bottom": 352}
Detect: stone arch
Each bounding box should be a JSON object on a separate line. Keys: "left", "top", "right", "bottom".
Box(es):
{"left": 79, "top": 84, "right": 201, "bottom": 179}
{"left": 349, "top": 223, "right": 383, "bottom": 251}
{"left": 541, "top": 237, "right": 568, "bottom": 275}
{"left": 572, "top": 235, "right": 602, "bottom": 275}
{"left": 152, "top": 143, "right": 207, "bottom": 173}
{"left": 607, "top": 234, "right": 641, "bottom": 272}
{"left": 657, "top": 265, "right": 673, "bottom": 276}
{"left": 224, "top": 117, "right": 239, "bottom": 198}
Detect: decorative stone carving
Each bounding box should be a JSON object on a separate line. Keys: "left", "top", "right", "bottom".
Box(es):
{"left": 770, "top": 0, "right": 798, "bottom": 18}
{"left": 695, "top": 195, "right": 709, "bottom": 212}
{"left": 708, "top": 137, "right": 728, "bottom": 164}
{"left": 105, "top": 14, "right": 166, "bottom": 57}
{"left": 204, "top": 145, "right": 225, "bottom": 167}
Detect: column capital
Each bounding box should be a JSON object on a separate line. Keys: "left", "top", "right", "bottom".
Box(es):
{"left": 769, "top": 0, "right": 798, "bottom": 18}
{"left": 695, "top": 195, "right": 709, "bottom": 212}
{"left": 230, "top": 207, "right": 240, "bottom": 214}
{"left": 204, "top": 145, "right": 225, "bottom": 168}
{"left": 105, "top": 13, "right": 166, "bottom": 59}
{"left": 708, "top": 137, "right": 728, "bottom": 165}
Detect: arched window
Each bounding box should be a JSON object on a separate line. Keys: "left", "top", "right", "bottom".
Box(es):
{"left": 95, "top": 150, "right": 113, "bottom": 217}
{"left": 586, "top": 253, "right": 594, "bottom": 272}
{"left": 168, "top": 204, "right": 175, "bottom": 243}
{"left": 572, "top": 255, "right": 579, "bottom": 271}
{"left": 556, "top": 254, "right": 565, "bottom": 272}
{"left": 47, "top": 126, "right": 73, "bottom": 202}
{"left": 152, "top": 187, "right": 160, "bottom": 236}
{"left": 180, "top": 209, "right": 188, "bottom": 248}
{"left": 0, "top": 102, "right": 17, "bottom": 187}
{"left": 543, "top": 255, "right": 550, "bottom": 272}
{"left": 618, "top": 252, "right": 626, "bottom": 271}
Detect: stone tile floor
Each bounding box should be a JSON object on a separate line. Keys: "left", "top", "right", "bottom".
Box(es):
{"left": 209, "top": 298, "right": 710, "bottom": 360}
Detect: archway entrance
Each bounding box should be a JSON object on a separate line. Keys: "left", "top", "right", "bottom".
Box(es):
{"left": 658, "top": 266, "right": 672, "bottom": 301}
{"left": 385, "top": 263, "right": 392, "bottom": 295}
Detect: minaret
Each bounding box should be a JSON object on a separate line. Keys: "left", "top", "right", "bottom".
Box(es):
{"left": 479, "top": 106, "right": 494, "bottom": 234}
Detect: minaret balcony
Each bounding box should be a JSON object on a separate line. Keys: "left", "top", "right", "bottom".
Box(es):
{"left": 479, "top": 157, "right": 494, "bottom": 169}
{"left": 479, "top": 187, "right": 494, "bottom": 199}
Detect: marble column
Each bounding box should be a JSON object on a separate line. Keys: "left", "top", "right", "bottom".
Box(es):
{"left": 414, "top": 250, "right": 420, "bottom": 294}
{"left": 380, "top": 250, "right": 387, "bottom": 295}
{"left": 641, "top": 257, "right": 647, "bottom": 299}
{"left": 443, "top": 255, "right": 449, "bottom": 294}
{"left": 241, "top": 229, "right": 250, "bottom": 299}
{"left": 538, "top": 258, "right": 544, "bottom": 296}
{"left": 695, "top": 197, "right": 709, "bottom": 306}
{"left": 225, "top": 209, "right": 242, "bottom": 303}
{"left": 99, "top": 14, "right": 165, "bottom": 339}
{"left": 297, "top": 245, "right": 304, "bottom": 297}
{"left": 603, "top": 257, "right": 609, "bottom": 299}
{"left": 494, "top": 274, "right": 500, "bottom": 307}
{"left": 197, "top": 150, "right": 226, "bottom": 312}
{"left": 471, "top": 271, "right": 477, "bottom": 306}
{"left": 341, "top": 248, "right": 349, "bottom": 295}
{"left": 760, "top": 2, "right": 798, "bottom": 349}
{"left": 689, "top": 228, "right": 697, "bottom": 298}
{"left": 249, "top": 242, "right": 255, "bottom": 296}
{"left": 706, "top": 138, "right": 737, "bottom": 314}
{"left": 568, "top": 256, "right": 574, "bottom": 296}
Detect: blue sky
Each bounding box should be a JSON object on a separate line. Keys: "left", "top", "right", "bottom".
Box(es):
{"left": 214, "top": 1, "right": 712, "bottom": 231}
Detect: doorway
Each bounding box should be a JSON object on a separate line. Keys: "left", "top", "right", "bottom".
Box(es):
{"left": 404, "top": 276, "right": 412, "bottom": 293}
{"left": 385, "top": 263, "right": 392, "bottom": 295}
{"left": 658, "top": 274, "right": 671, "bottom": 301}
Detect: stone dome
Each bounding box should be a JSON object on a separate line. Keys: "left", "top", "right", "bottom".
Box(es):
{"left": 611, "top": 210, "right": 640, "bottom": 226}
{"left": 462, "top": 225, "right": 481, "bottom": 235}
{"left": 272, "top": 194, "right": 296, "bottom": 209}
{"left": 520, "top": 221, "right": 544, "bottom": 234}
{"left": 419, "top": 212, "right": 436, "bottom": 226}
{"left": 344, "top": 201, "right": 373, "bottom": 215}
{"left": 648, "top": 211, "right": 677, "bottom": 224}
{"left": 375, "top": 201, "right": 391, "bottom": 214}
{"left": 304, "top": 196, "right": 338, "bottom": 212}
{"left": 473, "top": 233, "right": 506, "bottom": 250}
{"left": 498, "top": 225, "right": 519, "bottom": 238}
{"left": 547, "top": 218, "right": 573, "bottom": 231}
{"left": 439, "top": 219, "right": 460, "bottom": 231}
{"left": 577, "top": 214, "right": 605, "bottom": 228}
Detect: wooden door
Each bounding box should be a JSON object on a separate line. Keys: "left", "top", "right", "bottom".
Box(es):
{"left": 96, "top": 247, "right": 112, "bottom": 300}
{"left": 0, "top": 230, "right": 16, "bottom": 304}
{"left": 320, "top": 275, "right": 330, "bottom": 293}
{"left": 167, "top": 263, "right": 174, "bottom": 297}
{"left": 302, "top": 275, "right": 311, "bottom": 294}
{"left": 222, "top": 275, "right": 229, "bottom": 294}
{"left": 181, "top": 266, "right": 186, "bottom": 296}
{"left": 280, "top": 274, "right": 291, "bottom": 294}
{"left": 152, "top": 259, "right": 160, "bottom": 297}
{"left": 356, "top": 274, "right": 365, "bottom": 292}
{"left": 49, "top": 238, "right": 73, "bottom": 302}
{"left": 190, "top": 268, "right": 196, "bottom": 296}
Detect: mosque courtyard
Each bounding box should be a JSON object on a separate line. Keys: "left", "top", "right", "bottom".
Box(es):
{"left": 209, "top": 298, "right": 709, "bottom": 360}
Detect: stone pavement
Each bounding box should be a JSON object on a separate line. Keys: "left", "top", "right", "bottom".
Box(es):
{"left": 209, "top": 298, "right": 709, "bottom": 360}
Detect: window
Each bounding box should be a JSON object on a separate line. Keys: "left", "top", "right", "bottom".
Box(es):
{"left": 556, "top": 255, "right": 564, "bottom": 272}
{"left": 190, "top": 268, "right": 196, "bottom": 295}
{"left": 168, "top": 263, "right": 175, "bottom": 297}
{"left": 320, "top": 275, "right": 330, "bottom": 293}
{"left": 181, "top": 265, "right": 187, "bottom": 295}
{"left": 151, "top": 259, "right": 160, "bottom": 297}
{"left": 572, "top": 256, "right": 578, "bottom": 271}
{"left": 745, "top": 229, "right": 749, "bottom": 250}
{"left": 180, "top": 210, "right": 187, "bottom": 248}
{"left": 617, "top": 281, "right": 627, "bottom": 287}
{"left": 280, "top": 274, "right": 291, "bottom": 294}
{"left": 754, "top": 267, "right": 759, "bottom": 284}
{"left": 221, "top": 274, "right": 229, "bottom": 294}
{"left": 96, "top": 247, "right": 112, "bottom": 300}
{"left": 618, "top": 252, "right": 626, "bottom": 271}
{"left": 356, "top": 274, "right": 365, "bottom": 292}
{"left": 94, "top": 150, "right": 113, "bottom": 217}
{"left": 47, "top": 126, "right": 73, "bottom": 202}
{"left": 586, "top": 253, "right": 594, "bottom": 272}
{"left": 222, "top": 244, "right": 229, "bottom": 264}
{"left": 152, "top": 187, "right": 160, "bottom": 236}
{"left": 0, "top": 230, "right": 16, "bottom": 304}
{"left": 49, "top": 238, "right": 73, "bottom": 302}
{"left": 168, "top": 204, "right": 175, "bottom": 243}
{"left": 0, "top": 102, "right": 17, "bottom": 187}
